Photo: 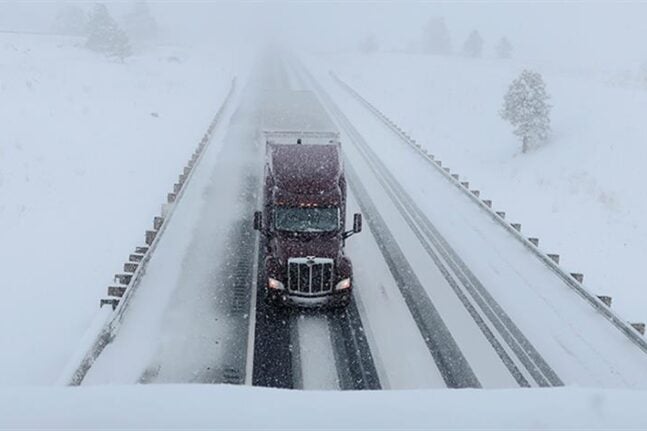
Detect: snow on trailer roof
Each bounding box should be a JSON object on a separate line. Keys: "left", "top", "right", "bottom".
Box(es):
{"left": 262, "top": 90, "right": 338, "bottom": 135}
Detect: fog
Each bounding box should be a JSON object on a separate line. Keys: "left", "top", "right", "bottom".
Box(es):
{"left": 2, "top": 1, "right": 647, "bottom": 68}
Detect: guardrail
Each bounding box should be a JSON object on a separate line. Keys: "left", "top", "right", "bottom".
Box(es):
{"left": 59, "top": 78, "right": 237, "bottom": 385}
{"left": 331, "top": 72, "right": 647, "bottom": 351}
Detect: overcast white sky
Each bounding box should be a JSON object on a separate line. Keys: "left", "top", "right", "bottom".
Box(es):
{"left": 2, "top": 1, "right": 647, "bottom": 67}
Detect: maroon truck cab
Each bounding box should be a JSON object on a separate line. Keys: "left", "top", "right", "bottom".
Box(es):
{"left": 253, "top": 141, "right": 362, "bottom": 308}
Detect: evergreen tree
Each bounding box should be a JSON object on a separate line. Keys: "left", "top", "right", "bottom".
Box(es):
{"left": 500, "top": 69, "right": 552, "bottom": 153}
{"left": 123, "top": 1, "right": 158, "bottom": 44}
{"left": 422, "top": 17, "right": 451, "bottom": 55}
{"left": 52, "top": 3, "right": 87, "bottom": 36}
{"left": 85, "top": 4, "right": 131, "bottom": 61}
{"left": 496, "top": 37, "right": 513, "bottom": 59}
{"left": 462, "top": 30, "right": 483, "bottom": 58}
{"left": 359, "top": 34, "right": 378, "bottom": 55}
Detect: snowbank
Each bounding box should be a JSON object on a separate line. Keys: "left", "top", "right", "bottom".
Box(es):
{"left": 0, "top": 385, "right": 644, "bottom": 429}
{"left": 322, "top": 52, "right": 647, "bottom": 324}
{"left": 0, "top": 33, "right": 238, "bottom": 385}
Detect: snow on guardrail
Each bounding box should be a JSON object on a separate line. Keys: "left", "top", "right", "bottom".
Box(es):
{"left": 330, "top": 72, "right": 647, "bottom": 346}
{"left": 58, "top": 78, "right": 237, "bottom": 386}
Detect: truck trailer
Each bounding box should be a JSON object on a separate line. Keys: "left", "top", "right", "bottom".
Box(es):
{"left": 253, "top": 91, "right": 361, "bottom": 308}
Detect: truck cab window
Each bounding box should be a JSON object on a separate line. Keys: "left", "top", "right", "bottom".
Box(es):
{"left": 275, "top": 207, "right": 339, "bottom": 233}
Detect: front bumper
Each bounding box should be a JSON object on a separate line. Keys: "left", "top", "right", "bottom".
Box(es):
{"left": 266, "top": 289, "right": 351, "bottom": 308}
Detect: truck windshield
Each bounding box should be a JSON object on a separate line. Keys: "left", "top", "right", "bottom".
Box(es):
{"left": 275, "top": 207, "right": 339, "bottom": 233}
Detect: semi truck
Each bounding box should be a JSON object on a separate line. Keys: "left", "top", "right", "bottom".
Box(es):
{"left": 253, "top": 91, "right": 362, "bottom": 308}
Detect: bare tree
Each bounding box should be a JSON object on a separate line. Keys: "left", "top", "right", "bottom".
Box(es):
{"left": 500, "top": 69, "right": 552, "bottom": 153}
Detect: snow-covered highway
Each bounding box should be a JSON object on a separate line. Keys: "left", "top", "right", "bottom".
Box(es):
{"left": 70, "top": 55, "right": 647, "bottom": 392}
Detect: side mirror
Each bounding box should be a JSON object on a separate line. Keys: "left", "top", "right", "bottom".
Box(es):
{"left": 253, "top": 211, "right": 263, "bottom": 231}
{"left": 353, "top": 213, "right": 362, "bottom": 233}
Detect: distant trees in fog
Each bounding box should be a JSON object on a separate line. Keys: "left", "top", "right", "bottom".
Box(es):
{"left": 52, "top": 1, "right": 157, "bottom": 55}
{"left": 500, "top": 70, "right": 552, "bottom": 153}
{"left": 496, "top": 37, "right": 513, "bottom": 59}
{"left": 422, "top": 20, "right": 515, "bottom": 60}
{"left": 422, "top": 17, "right": 451, "bottom": 55}
{"left": 85, "top": 4, "right": 131, "bottom": 62}
{"left": 462, "top": 30, "right": 483, "bottom": 58}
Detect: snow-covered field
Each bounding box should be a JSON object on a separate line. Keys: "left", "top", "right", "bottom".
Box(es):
{"left": 324, "top": 52, "right": 647, "bottom": 323}
{"left": 0, "top": 33, "right": 236, "bottom": 385}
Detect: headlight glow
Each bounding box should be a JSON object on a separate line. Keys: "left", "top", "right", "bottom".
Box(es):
{"left": 268, "top": 278, "right": 285, "bottom": 290}
{"left": 335, "top": 278, "right": 351, "bottom": 291}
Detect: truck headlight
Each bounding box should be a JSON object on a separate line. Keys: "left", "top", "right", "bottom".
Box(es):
{"left": 268, "top": 278, "right": 284, "bottom": 290}
{"left": 335, "top": 278, "right": 351, "bottom": 291}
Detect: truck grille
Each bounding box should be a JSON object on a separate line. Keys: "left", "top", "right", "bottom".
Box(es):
{"left": 287, "top": 257, "right": 334, "bottom": 295}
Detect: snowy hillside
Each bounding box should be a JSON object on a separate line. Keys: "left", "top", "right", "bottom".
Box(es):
{"left": 323, "top": 52, "right": 647, "bottom": 323}
{"left": 0, "top": 33, "right": 236, "bottom": 384}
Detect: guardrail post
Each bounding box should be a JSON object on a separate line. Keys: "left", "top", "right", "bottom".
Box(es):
{"left": 496, "top": 211, "right": 506, "bottom": 219}
{"left": 451, "top": 174, "right": 459, "bottom": 180}
{"left": 570, "top": 273, "right": 584, "bottom": 283}
{"left": 107, "top": 286, "right": 127, "bottom": 297}
{"left": 471, "top": 190, "right": 480, "bottom": 197}
{"left": 461, "top": 181, "right": 469, "bottom": 188}
{"left": 528, "top": 237, "right": 539, "bottom": 246}
{"left": 153, "top": 216, "right": 164, "bottom": 230}
{"left": 124, "top": 262, "right": 138, "bottom": 273}
{"left": 631, "top": 323, "right": 645, "bottom": 335}
{"left": 100, "top": 298, "right": 119, "bottom": 310}
{"left": 547, "top": 254, "right": 560, "bottom": 264}
{"left": 597, "top": 295, "right": 612, "bottom": 307}
{"left": 135, "top": 246, "right": 149, "bottom": 254}
{"left": 129, "top": 253, "right": 144, "bottom": 262}
{"left": 167, "top": 193, "right": 176, "bottom": 204}
{"left": 511, "top": 223, "right": 521, "bottom": 232}
{"left": 145, "top": 230, "right": 157, "bottom": 245}
{"left": 114, "top": 273, "right": 132, "bottom": 285}
{"left": 482, "top": 200, "right": 492, "bottom": 208}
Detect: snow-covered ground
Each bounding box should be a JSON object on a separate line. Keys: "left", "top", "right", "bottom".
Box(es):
{"left": 323, "top": 52, "right": 647, "bottom": 323}
{"left": 4, "top": 24, "right": 647, "bottom": 430}
{"left": 0, "top": 33, "right": 237, "bottom": 385}
{"left": 2, "top": 384, "right": 647, "bottom": 429}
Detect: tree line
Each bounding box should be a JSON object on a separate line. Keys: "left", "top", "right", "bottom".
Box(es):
{"left": 52, "top": 2, "right": 158, "bottom": 62}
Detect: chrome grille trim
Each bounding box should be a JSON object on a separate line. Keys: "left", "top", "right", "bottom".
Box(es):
{"left": 287, "top": 257, "right": 334, "bottom": 296}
